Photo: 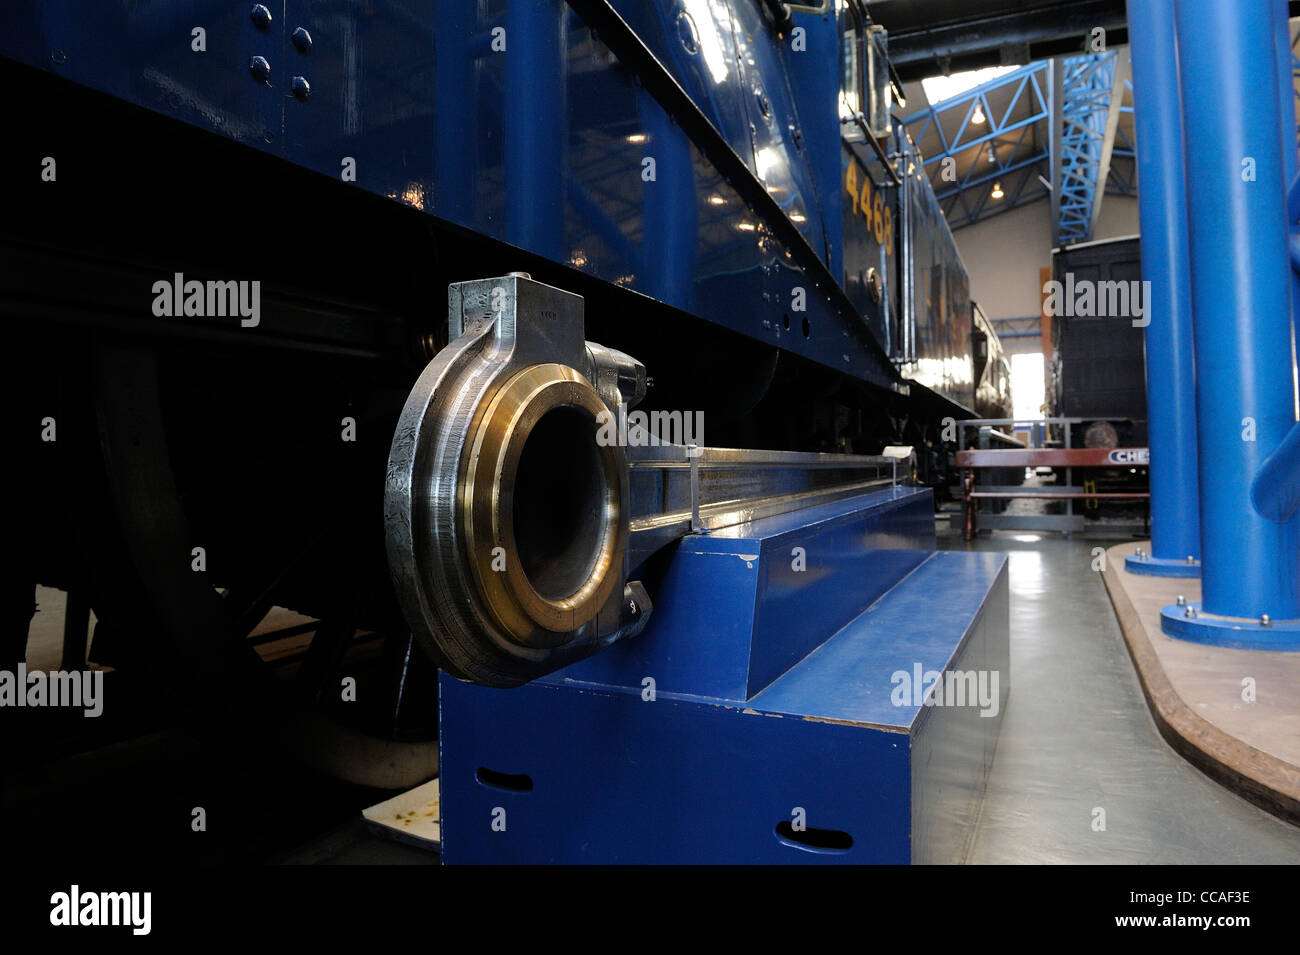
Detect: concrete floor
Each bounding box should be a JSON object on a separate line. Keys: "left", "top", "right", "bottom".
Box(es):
{"left": 942, "top": 525, "right": 1300, "bottom": 863}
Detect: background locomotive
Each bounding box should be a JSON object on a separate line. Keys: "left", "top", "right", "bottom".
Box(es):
{"left": 1048, "top": 235, "right": 1148, "bottom": 521}
{"left": 1049, "top": 235, "right": 1147, "bottom": 449}
{"left": 2, "top": 1, "right": 1009, "bottom": 783}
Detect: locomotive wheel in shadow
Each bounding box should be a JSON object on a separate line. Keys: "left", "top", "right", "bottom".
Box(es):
{"left": 74, "top": 343, "right": 438, "bottom": 789}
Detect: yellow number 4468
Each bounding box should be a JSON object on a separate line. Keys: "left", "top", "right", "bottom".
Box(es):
{"left": 843, "top": 159, "right": 892, "bottom": 254}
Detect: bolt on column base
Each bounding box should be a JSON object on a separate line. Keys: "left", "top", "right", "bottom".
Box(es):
{"left": 1160, "top": 602, "right": 1300, "bottom": 650}
{"left": 1125, "top": 551, "right": 1202, "bottom": 577}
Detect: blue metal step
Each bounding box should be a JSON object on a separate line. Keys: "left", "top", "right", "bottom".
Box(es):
{"left": 437, "top": 487, "right": 1010, "bottom": 863}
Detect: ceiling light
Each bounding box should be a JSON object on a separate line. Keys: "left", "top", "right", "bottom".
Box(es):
{"left": 991, "top": 181, "right": 1004, "bottom": 200}
{"left": 971, "top": 103, "right": 987, "bottom": 125}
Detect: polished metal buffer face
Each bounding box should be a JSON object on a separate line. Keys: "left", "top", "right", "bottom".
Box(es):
{"left": 386, "top": 273, "right": 648, "bottom": 687}
{"left": 386, "top": 274, "right": 906, "bottom": 687}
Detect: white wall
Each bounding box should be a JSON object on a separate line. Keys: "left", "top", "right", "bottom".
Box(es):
{"left": 1093, "top": 196, "right": 1140, "bottom": 242}
{"left": 952, "top": 195, "right": 1141, "bottom": 355}
{"left": 953, "top": 199, "right": 1050, "bottom": 320}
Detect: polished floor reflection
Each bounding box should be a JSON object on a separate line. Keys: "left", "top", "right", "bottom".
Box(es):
{"left": 940, "top": 527, "right": 1300, "bottom": 863}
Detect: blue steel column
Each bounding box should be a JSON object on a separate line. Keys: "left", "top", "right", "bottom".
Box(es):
{"left": 1167, "top": 0, "right": 1300, "bottom": 642}
{"left": 1275, "top": 0, "right": 1300, "bottom": 379}
{"left": 1125, "top": 0, "right": 1200, "bottom": 577}
{"left": 505, "top": 0, "right": 567, "bottom": 261}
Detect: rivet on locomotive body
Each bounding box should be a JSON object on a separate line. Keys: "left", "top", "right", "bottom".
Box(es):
{"left": 249, "top": 56, "right": 271, "bottom": 84}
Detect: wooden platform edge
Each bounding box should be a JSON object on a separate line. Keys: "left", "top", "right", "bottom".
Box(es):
{"left": 1100, "top": 551, "right": 1300, "bottom": 827}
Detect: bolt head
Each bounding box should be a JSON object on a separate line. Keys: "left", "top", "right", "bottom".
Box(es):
{"left": 249, "top": 55, "right": 271, "bottom": 83}
{"left": 1176, "top": 595, "right": 1186, "bottom": 606}
{"left": 250, "top": 4, "right": 272, "bottom": 29}
{"left": 291, "top": 75, "right": 311, "bottom": 100}
{"left": 1187, "top": 555, "right": 1195, "bottom": 564}
{"left": 1261, "top": 614, "right": 1272, "bottom": 627}
{"left": 291, "top": 26, "right": 313, "bottom": 52}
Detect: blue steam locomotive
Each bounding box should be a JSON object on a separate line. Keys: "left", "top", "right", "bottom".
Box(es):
{"left": 1, "top": 0, "right": 1001, "bottom": 431}
{"left": 1, "top": 1, "right": 1007, "bottom": 779}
